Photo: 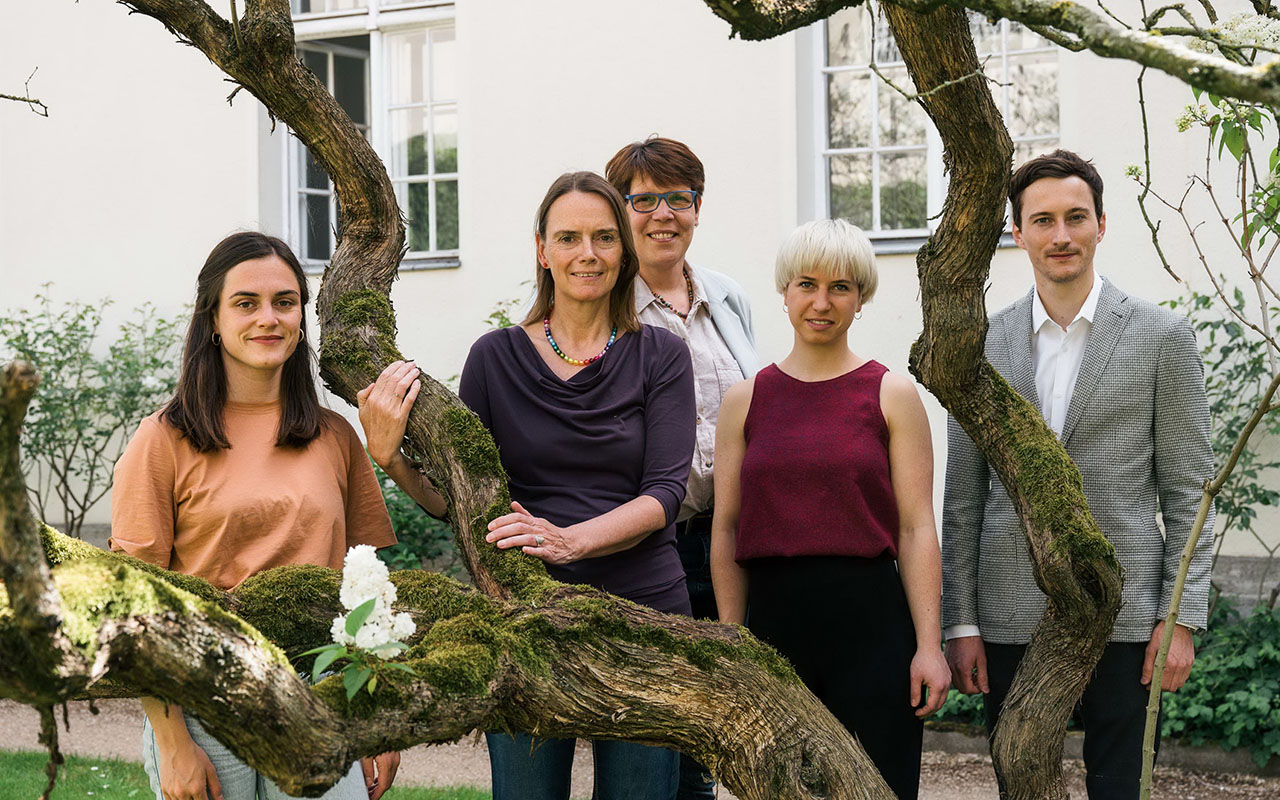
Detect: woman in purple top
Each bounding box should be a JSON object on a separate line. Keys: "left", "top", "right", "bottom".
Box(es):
{"left": 358, "top": 171, "right": 695, "bottom": 800}
{"left": 709, "top": 219, "right": 949, "bottom": 800}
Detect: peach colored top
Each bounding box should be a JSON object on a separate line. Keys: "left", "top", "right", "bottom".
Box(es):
{"left": 110, "top": 402, "right": 396, "bottom": 589}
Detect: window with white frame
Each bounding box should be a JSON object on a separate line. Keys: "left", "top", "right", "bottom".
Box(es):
{"left": 818, "top": 6, "right": 1059, "bottom": 242}
{"left": 289, "top": 2, "right": 457, "bottom": 271}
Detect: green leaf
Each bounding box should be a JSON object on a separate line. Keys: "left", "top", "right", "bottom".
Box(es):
{"left": 384, "top": 662, "right": 418, "bottom": 675}
{"left": 1193, "top": 86, "right": 1203, "bottom": 102}
{"left": 297, "top": 643, "right": 344, "bottom": 658}
{"left": 367, "top": 674, "right": 378, "bottom": 695}
{"left": 345, "top": 597, "right": 378, "bottom": 638}
{"left": 1221, "top": 123, "right": 1245, "bottom": 161}
{"left": 344, "top": 666, "right": 372, "bottom": 700}
{"left": 313, "top": 647, "right": 344, "bottom": 679}
{"left": 369, "top": 641, "right": 408, "bottom": 654}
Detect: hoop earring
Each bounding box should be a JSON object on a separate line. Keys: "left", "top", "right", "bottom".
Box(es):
{"left": 211, "top": 332, "right": 222, "bottom": 346}
{"left": 854, "top": 311, "right": 863, "bottom": 320}
{"left": 298, "top": 329, "right": 305, "bottom": 342}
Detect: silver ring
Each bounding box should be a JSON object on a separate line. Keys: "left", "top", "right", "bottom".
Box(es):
{"left": 534, "top": 535, "right": 545, "bottom": 546}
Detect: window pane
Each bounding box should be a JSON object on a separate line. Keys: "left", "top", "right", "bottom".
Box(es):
{"left": 969, "top": 14, "right": 1002, "bottom": 56}
{"left": 334, "top": 54, "right": 367, "bottom": 125}
{"left": 877, "top": 69, "right": 927, "bottom": 147}
{"left": 405, "top": 183, "right": 432, "bottom": 252}
{"left": 880, "top": 152, "right": 928, "bottom": 230}
{"left": 302, "top": 49, "right": 328, "bottom": 82}
{"left": 1008, "top": 21, "right": 1053, "bottom": 51}
{"left": 872, "top": 13, "right": 901, "bottom": 64}
{"left": 304, "top": 195, "right": 332, "bottom": 261}
{"left": 292, "top": 0, "right": 366, "bottom": 12}
{"left": 434, "top": 108, "right": 458, "bottom": 173}
{"left": 388, "top": 30, "right": 427, "bottom": 106}
{"left": 827, "top": 8, "right": 870, "bottom": 66}
{"left": 829, "top": 155, "right": 873, "bottom": 229}
{"left": 1014, "top": 139, "right": 1058, "bottom": 167}
{"left": 432, "top": 28, "right": 456, "bottom": 103}
{"left": 1006, "top": 53, "right": 1058, "bottom": 138}
{"left": 390, "top": 109, "right": 430, "bottom": 177}
{"left": 303, "top": 148, "right": 329, "bottom": 190}
{"left": 436, "top": 181, "right": 459, "bottom": 250}
{"left": 828, "top": 72, "right": 871, "bottom": 149}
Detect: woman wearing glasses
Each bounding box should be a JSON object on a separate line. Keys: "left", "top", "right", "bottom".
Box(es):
{"left": 359, "top": 171, "right": 695, "bottom": 800}
{"left": 605, "top": 136, "right": 756, "bottom": 800}
{"left": 710, "top": 220, "right": 949, "bottom": 800}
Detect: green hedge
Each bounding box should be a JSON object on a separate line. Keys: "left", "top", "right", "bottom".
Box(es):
{"left": 931, "top": 602, "right": 1280, "bottom": 766}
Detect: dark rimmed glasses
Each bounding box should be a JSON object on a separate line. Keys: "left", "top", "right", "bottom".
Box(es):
{"left": 624, "top": 190, "right": 699, "bottom": 213}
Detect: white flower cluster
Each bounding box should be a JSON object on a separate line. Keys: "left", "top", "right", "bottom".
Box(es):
{"left": 1216, "top": 12, "right": 1280, "bottom": 52}
{"left": 330, "top": 545, "right": 415, "bottom": 657}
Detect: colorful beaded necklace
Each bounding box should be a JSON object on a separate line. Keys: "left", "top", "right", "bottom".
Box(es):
{"left": 543, "top": 313, "right": 618, "bottom": 367}
{"left": 650, "top": 267, "right": 695, "bottom": 321}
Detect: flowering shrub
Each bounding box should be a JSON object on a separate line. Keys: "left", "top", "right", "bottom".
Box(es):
{"left": 301, "top": 545, "right": 417, "bottom": 698}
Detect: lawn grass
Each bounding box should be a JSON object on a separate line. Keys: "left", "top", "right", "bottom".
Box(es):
{"left": 0, "top": 750, "right": 492, "bottom": 799}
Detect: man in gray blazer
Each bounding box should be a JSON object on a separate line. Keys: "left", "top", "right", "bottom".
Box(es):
{"left": 942, "top": 149, "right": 1214, "bottom": 800}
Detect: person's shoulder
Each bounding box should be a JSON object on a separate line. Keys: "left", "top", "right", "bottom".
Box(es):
{"left": 133, "top": 409, "right": 181, "bottom": 445}
{"left": 1111, "top": 283, "right": 1188, "bottom": 333}
{"left": 876, "top": 366, "right": 922, "bottom": 405}
{"left": 637, "top": 322, "right": 687, "bottom": 351}
{"left": 318, "top": 407, "right": 358, "bottom": 437}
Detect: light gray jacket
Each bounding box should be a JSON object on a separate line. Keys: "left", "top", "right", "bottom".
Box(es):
{"left": 942, "top": 279, "right": 1215, "bottom": 643}
{"left": 691, "top": 264, "right": 759, "bottom": 378}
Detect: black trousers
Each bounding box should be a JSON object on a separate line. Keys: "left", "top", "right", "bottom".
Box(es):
{"left": 747, "top": 556, "right": 923, "bottom": 800}
{"left": 984, "top": 642, "right": 1161, "bottom": 800}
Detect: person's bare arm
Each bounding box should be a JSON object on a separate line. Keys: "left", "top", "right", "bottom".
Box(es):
{"left": 140, "top": 698, "right": 223, "bottom": 800}
{"left": 710, "top": 379, "right": 753, "bottom": 625}
{"left": 882, "top": 373, "right": 951, "bottom": 717}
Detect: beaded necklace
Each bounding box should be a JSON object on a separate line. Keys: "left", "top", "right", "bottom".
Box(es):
{"left": 650, "top": 267, "right": 695, "bottom": 322}
{"left": 543, "top": 313, "right": 618, "bottom": 367}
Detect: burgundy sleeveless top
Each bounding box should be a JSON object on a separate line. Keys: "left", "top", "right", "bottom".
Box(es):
{"left": 735, "top": 361, "right": 900, "bottom": 561}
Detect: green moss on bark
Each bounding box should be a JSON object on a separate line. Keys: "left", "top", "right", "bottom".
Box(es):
{"left": 323, "top": 290, "right": 403, "bottom": 375}
{"left": 41, "top": 525, "right": 223, "bottom": 605}
{"left": 233, "top": 564, "right": 342, "bottom": 657}
{"left": 50, "top": 559, "right": 288, "bottom": 666}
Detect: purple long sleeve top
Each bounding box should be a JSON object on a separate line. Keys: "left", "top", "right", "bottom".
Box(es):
{"left": 459, "top": 324, "right": 696, "bottom": 614}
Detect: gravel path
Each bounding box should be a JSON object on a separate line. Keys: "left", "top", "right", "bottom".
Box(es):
{"left": 5, "top": 700, "right": 1278, "bottom": 799}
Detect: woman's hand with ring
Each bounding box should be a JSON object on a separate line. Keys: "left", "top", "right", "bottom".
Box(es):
{"left": 486, "top": 501, "right": 576, "bottom": 564}
{"left": 357, "top": 360, "right": 421, "bottom": 468}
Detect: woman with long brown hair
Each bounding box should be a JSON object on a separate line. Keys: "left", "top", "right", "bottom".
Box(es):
{"left": 111, "top": 231, "right": 400, "bottom": 800}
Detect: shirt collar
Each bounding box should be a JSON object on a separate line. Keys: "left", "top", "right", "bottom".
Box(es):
{"left": 1032, "top": 274, "right": 1104, "bottom": 333}
{"left": 634, "top": 265, "right": 707, "bottom": 313}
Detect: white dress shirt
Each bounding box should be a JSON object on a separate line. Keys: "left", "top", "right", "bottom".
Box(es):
{"left": 944, "top": 275, "right": 1102, "bottom": 641}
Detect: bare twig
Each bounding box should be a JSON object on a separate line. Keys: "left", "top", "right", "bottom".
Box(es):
{"left": 1, "top": 69, "right": 49, "bottom": 117}
{"left": 1133, "top": 67, "right": 1181, "bottom": 282}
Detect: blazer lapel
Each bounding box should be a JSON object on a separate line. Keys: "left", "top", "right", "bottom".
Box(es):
{"left": 1004, "top": 288, "right": 1040, "bottom": 410}
{"left": 1061, "top": 280, "right": 1131, "bottom": 444}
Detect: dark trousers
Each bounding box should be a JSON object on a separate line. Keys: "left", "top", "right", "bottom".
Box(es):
{"left": 984, "top": 642, "right": 1161, "bottom": 800}
{"left": 674, "top": 513, "right": 716, "bottom": 800}
{"left": 747, "top": 556, "right": 923, "bottom": 800}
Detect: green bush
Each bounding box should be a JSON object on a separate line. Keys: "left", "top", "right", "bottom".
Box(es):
{"left": 1164, "top": 600, "right": 1280, "bottom": 766}
{"left": 0, "top": 289, "right": 181, "bottom": 537}
{"left": 372, "top": 462, "right": 461, "bottom": 574}
{"left": 931, "top": 602, "right": 1280, "bottom": 765}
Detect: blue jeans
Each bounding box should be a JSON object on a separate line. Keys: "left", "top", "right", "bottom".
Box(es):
{"left": 486, "top": 731, "right": 678, "bottom": 800}
{"left": 143, "top": 713, "right": 366, "bottom": 800}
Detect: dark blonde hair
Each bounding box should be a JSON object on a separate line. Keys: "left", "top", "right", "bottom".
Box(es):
{"left": 522, "top": 172, "right": 641, "bottom": 333}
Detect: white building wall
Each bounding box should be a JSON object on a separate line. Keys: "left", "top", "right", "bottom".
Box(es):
{"left": 1, "top": 1, "right": 1273, "bottom": 556}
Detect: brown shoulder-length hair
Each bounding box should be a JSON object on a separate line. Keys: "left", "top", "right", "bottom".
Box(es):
{"left": 162, "top": 232, "right": 323, "bottom": 452}
{"left": 521, "top": 171, "right": 642, "bottom": 333}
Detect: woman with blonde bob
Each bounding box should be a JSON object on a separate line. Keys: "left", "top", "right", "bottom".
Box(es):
{"left": 710, "top": 219, "right": 949, "bottom": 799}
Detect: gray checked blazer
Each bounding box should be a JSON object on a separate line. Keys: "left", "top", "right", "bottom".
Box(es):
{"left": 941, "top": 278, "right": 1215, "bottom": 644}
